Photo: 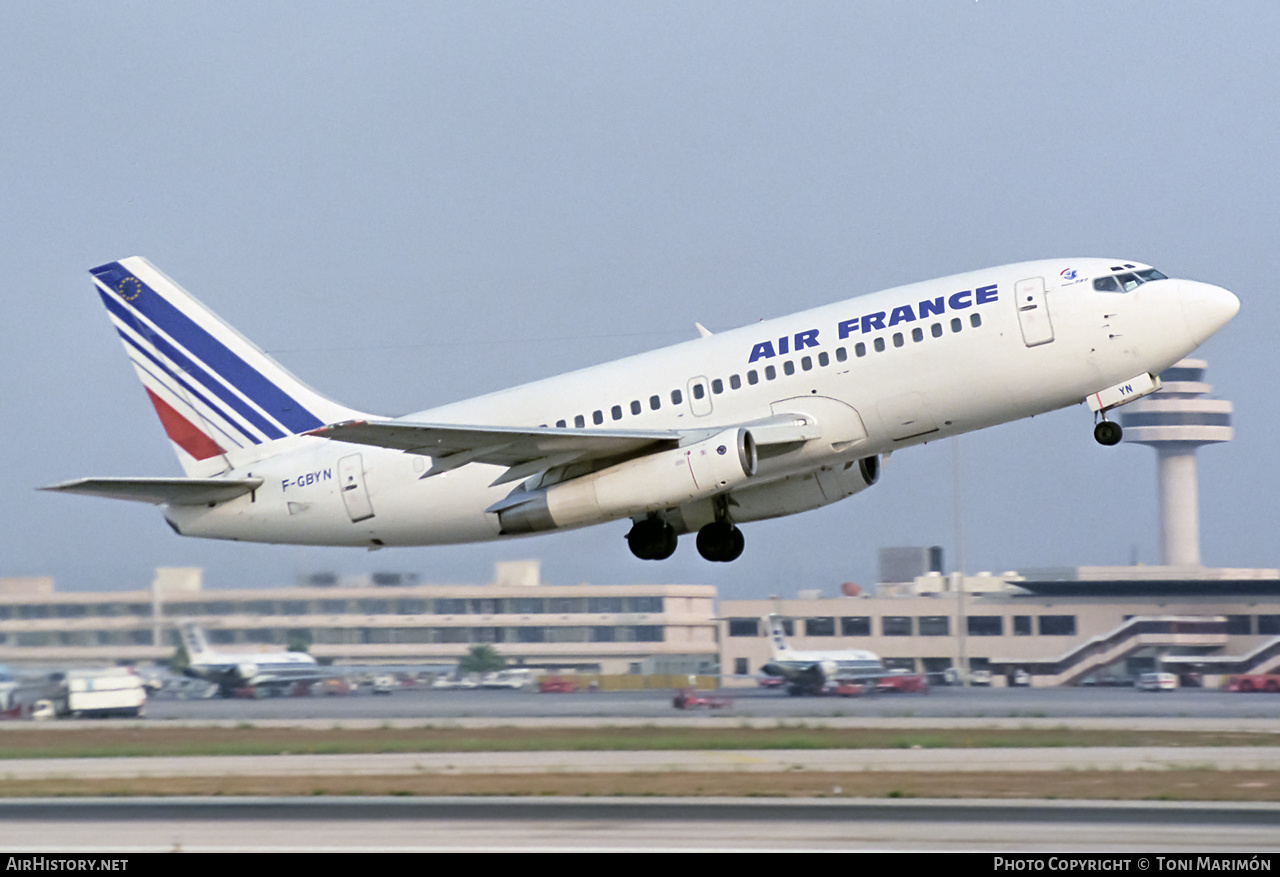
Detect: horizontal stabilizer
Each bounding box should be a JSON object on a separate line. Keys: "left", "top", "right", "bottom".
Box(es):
{"left": 40, "top": 477, "right": 263, "bottom": 506}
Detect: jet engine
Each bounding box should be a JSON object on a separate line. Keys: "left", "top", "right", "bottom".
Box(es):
{"left": 496, "top": 428, "right": 757, "bottom": 533}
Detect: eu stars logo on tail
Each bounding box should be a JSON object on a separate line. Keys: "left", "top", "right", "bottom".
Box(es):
{"left": 43, "top": 255, "right": 1238, "bottom": 562}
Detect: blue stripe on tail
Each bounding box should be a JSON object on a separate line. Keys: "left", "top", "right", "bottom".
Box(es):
{"left": 91, "top": 262, "right": 324, "bottom": 435}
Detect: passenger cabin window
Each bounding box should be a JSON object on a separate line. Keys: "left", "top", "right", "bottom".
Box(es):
{"left": 671, "top": 389, "right": 683, "bottom": 405}
{"left": 630, "top": 400, "right": 641, "bottom": 415}
{"left": 783, "top": 360, "right": 795, "bottom": 376}
{"left": 729, "top": 374, "right": 741, "bottom": 390}
{"left": 765, "top": 365, "right": 777, "bottom": 380}
{"left": 692, "top": 383, "right": 705, "bottom": 400}
{"left": 593, "top": 410, "right": 604, "bottom": 425}
{"left": 574, "top": 415, "right": 585, "bottom": 428}
{"left": 611, "top": 405, "right": 622, "bottom": 421}
{"left": 747, "top": 370, "right": 759, "bottom": 385}
{"left": 649, "top": 395, "right": 661, "bottom": 410}
{"left": 711, "top": 378, "right": 723, "bottom": 394}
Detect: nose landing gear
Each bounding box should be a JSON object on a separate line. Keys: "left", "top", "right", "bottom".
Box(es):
{"left": 1093, "top": 416, "right": 1123, "bottom": 446}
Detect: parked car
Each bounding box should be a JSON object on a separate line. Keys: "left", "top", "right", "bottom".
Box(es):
{"left": 968, "top": 669, "right": 992, "bottom": 687}
{"left": 1137, "top": 672, "right": 1177, "bottom": 691}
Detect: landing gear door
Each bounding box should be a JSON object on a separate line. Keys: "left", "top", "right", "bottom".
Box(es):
{"left": 1015, "top": 277, "right": 1054, "bottom": 347}
{"left": 338, "top": 453, "right": 375, "bottom": 523}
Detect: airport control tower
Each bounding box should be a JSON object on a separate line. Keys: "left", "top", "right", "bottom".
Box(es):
{"left": 1117, "top": 359, "right": 1232, "bottom": 567}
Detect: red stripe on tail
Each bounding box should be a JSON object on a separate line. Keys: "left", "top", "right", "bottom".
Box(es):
{"left": 144, "top": 388, "right": 224, "bottom": 461}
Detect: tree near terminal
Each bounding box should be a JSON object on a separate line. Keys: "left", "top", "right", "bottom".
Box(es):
{"left": 458, "top": 644, "right": 507, "bottom": 675}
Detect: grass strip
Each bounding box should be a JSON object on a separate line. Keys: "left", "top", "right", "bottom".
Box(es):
{"left": 0, "top": 770, "right": 1276, "bottom": 801}
{"left": 0, "top": 725, "right": 1278, "bottom": 759}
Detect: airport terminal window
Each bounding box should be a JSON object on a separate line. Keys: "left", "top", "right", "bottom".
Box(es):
{"left": 1257, "top": 615, "right": 1280, "bottom": 635}
{"left": 548, "top": 597, "right": 588, "bottom": 614}
{"left": 589, "top": 597, "right": 625, "bottom": 613}
{"left": 728, "top": 618, "right": 760, "bottom": 637}
{"left": 918, "top": 615, "right": 950, "bottom": 636}
{"left": 627, "top": 596, "right": 663, "bottom": 613}
{"left": 882, "top": 616, "right": 913, "bottom": 636}
{"left": 883, "top": 657, "right": 916, "bottom": 673}
{"left": 515, "top": 626, "right": 546, "bottom": 643}
{"left": 1226, "top": 615, "right": 1252, "bottom": 635}
{"left": 1038, "top": 615, "right": 1077, "bottom": 636}
{"left": 804, "top": 616, "right": 836, "bottom": 636}
{"left": 628, "top": 625, "right": 664, "bottom": 642}
{"left": 510, "top": 598, "right": 546, "bottom": 614}
{"left": 1013, "top": 615, "right": 1032, "bottom": 636}
{"left": 735, "top": 658, "right": 749, "bottom": 676}
{"left": 967, "top": 616, "right": 1003, "bottom": 636}
{"left": 841, "top": 616, "right": 871, "bottom": 636}
{"left": 591, "top": 626, "right": 616, "bottom": 642}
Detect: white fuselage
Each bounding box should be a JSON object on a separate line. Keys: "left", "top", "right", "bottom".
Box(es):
{"left": 163, "top": 259, "right": 1235, "bottom": 547}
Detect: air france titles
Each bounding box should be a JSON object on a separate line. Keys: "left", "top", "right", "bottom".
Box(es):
{"left": 747, "top": 284, "right": 999, "bottom": 363}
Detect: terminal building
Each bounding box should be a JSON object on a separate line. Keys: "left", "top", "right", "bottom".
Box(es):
{"left": 0, "top": 562, "right": 719, "bottom": 678}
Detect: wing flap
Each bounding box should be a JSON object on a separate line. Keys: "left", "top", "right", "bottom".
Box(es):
{"left": 41, "top": 477, "right": 263, "bottom": 506}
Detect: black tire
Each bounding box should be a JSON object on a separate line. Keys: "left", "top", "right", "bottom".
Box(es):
{"left": 1094, "top": 421, "right": 1122, "bottom": 446}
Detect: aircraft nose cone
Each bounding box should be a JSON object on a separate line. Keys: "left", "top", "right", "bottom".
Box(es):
{"left": 1181, "top": 281, "right": 1239, "bottom": 345}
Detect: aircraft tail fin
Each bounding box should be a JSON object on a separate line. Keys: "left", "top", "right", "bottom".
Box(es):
{"left": 765, "top": 614, "right": 792, "bottom": 657}
{"left": 89, "top": 258, "right": 368, "bottom": 476}
{"left": 178, "top": 622, "right": 213, "bottom": 660}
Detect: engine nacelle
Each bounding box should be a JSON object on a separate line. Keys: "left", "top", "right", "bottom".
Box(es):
{"left": 236, "top": 663, "right": 259, "bottom": 682}
{"left": 498, "top": 428, "right": 757, "bottom": 533}
{"left": 718, "top": 455, "right": 879, "bottom": 525}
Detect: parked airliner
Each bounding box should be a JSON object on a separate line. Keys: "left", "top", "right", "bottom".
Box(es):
{"left": 760, "top": 614, "right": 884, "bottom": 695}
{"left": 45, "top": 257, "right": 1238, "bottom": 562}
{"left": 178, "top": 623, "right": 325, "bottom": 696}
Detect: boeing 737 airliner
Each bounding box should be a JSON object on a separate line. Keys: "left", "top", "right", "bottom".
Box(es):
{"left": 45, "top": 257, "right": 1238, "bottom": 562}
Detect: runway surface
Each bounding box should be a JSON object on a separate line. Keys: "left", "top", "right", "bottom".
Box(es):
{"left": 142, "top": 683, "right": 1280, "bottom": 721}
{"left": 5, "top": 745, "right": 1280, "bottom": 780}
{"left": 1, "top": 798, "right": 1277, "bottom": 852}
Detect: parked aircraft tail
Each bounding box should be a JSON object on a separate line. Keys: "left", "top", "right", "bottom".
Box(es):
{"left": 89, "top": 258, "right": 367, "bottom": 476}
{"left": 766, "top": 613, "right": 792, "bottom": 657}
{"left": 178, "top": 622, "right": 213, "bottom": 660}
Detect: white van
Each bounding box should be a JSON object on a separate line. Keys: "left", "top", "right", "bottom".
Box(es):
{"left": 1137, "top": 672, "right": 1178, "bottom": 692}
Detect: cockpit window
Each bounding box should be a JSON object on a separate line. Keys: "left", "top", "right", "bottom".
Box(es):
{"left": 1093, "top": 267, "right": 1167, "bottom": 293}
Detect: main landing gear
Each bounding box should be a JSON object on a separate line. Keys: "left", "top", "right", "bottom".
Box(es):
{"left": 626, "top": 516, "right": 677, "bottom": 561}
{"left": 1093, "top": 416, "right": 1122, "bottom": 446}
{"left": 625, "top": 507, "right": 746, "bottom": 563}
{"left": 696, "top": 519, "right": 745, "bottom": 563}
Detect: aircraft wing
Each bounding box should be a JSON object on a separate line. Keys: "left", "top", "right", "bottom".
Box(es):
{"left": 309, "top": 420, "right": 684, "bottom": 486}
{"left": 40, "top": 477, "right": 264, "bottom": 506}
{"left": 309, "top": 415, "right": 817, "bottom": 486}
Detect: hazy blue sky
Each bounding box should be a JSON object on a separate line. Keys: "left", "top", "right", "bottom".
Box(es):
{"left": 4, "top": 2, "right": 1276, "bottom": 597}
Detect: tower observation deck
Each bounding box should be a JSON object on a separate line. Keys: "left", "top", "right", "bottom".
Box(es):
{"left": 1117, "top": 359, "right": 1232, "bottom": 567}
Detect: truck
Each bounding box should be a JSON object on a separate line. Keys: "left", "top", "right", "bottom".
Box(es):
{"left": 56, "top": 668, "right": 147, "bottom": 718}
